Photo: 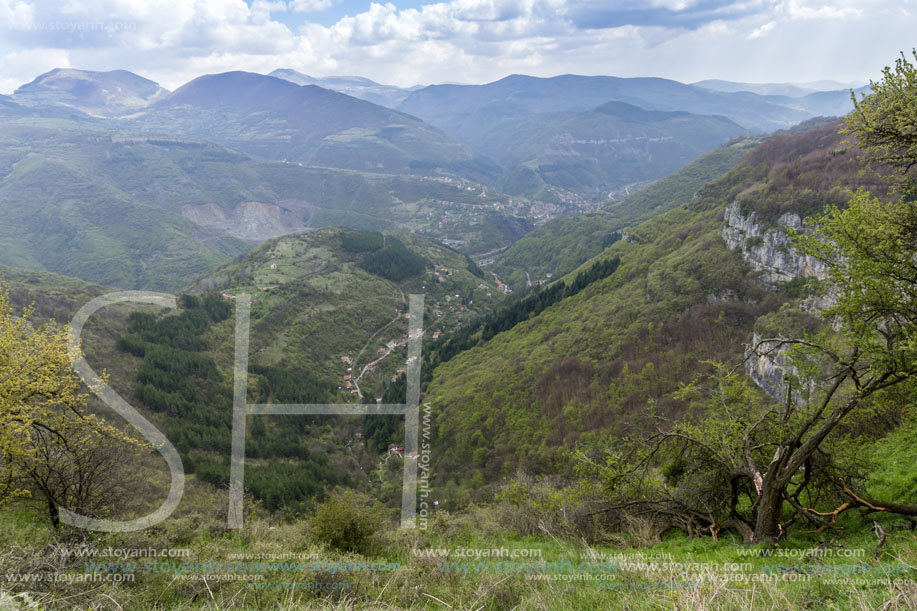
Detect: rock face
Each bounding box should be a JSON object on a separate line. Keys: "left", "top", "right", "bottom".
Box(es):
{"left": 722, "top": 202, "right": 833, "bottom": 400}
{"left": 182, "top": 201, "right": 311, "bottom": 242}
{"left": 744, "top": 333, "right": 792, "bottom": 402}
{"left": 721, "top": 202, "right": 827, "bottom": 285}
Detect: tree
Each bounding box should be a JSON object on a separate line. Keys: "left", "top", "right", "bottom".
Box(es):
{"left": 844, "top": 49, "right": 917, "bottom": 190}
{"left": 576, "top": 52, "right": 917, "bottom": 543}
{"left": 725, "top": 191, "right": 917, "bottom": 542}
{"left": 0, "top": 285, "right": 144, "bottom": 526}
{"left": 18, "top": 420, "right": 145, "bottom": 527}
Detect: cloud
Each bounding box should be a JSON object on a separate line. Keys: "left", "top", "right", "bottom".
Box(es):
{"left": 0, "top": 0, "right": 35, "bottom": 29}
{"left": 0, "top": 47, "right": 70, "bottom": 93}
{"left": 290, "top": 0, "right": 336, "bottom": 12}
{"left": 565, "top": 0, "right": 769, "bottom": 31}
{"left": 0, "top": 0, "right": 911, "bottom": 94}
{"left": 778, "top": 0, "right": 862, "bottom": 20}
{"left": 748, "top": 19, "right": 774, "bottom": 38}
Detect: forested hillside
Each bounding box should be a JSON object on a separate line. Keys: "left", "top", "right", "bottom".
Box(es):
{"left": 426, "top": 118, "right": 894, "bottom": 505}
{"left": 0, "top": 114, "right": 528, "bottom": 289}
{"left": 491, "top": 134, "right": 764, "bottom": 289}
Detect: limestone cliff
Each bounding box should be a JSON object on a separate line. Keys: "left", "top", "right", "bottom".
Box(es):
{"left": 721, "top": 202, "right": 826, "bottom": 286}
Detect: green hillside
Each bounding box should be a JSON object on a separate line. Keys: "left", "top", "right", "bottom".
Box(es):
{"left": 482, "top": 102, "right": 747, "bottom": 199}
{"left": 0, "top": 226, "right": 505, "bottom": 515}
{"left": 424, "top": 119, "right": 896, "bottom": 505}
{"left": 0, "top": 115, "right": 530, "bottom": 290}
{"left": 491, "top": 135, "right": 763, "bottom": 289}
{"left": 189, "top": 227, "right": 504, "bottom": 392}
{"left": 1, "top": 113, "right": 914, "bottom": 611}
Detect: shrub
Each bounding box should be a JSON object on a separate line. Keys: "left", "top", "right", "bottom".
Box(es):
{"left": 311, "top": 490, "right": 388, "bottom": 554}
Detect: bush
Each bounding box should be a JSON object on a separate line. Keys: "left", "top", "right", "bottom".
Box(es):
{"left": 311, "top": 490, "right": 388, "bottom": 554}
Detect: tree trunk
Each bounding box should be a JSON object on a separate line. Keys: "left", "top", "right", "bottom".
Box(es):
{"left": 753, "top": 484, "right": 784, "bottom": 542}
{"left": 48, "top": 497, "right": 59, "bottom": 528}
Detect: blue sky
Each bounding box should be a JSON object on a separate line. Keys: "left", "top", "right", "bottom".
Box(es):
{"left": 0, "top": 1, "right": 913, "bottom": 93}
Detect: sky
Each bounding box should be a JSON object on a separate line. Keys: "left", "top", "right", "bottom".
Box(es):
{"left": 0, "top": 0, "right": 913, "bottom": 94}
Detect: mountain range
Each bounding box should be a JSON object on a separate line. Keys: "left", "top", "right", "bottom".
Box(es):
{"left": 3, "top": 69, "right": 913, "bottom": 555}
{"left": 4, "top": 68, "right": 867, "bottom": 200}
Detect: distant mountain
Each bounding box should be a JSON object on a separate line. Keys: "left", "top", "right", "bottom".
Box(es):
{"left": 692, "top": 79, "right": 817, "bottom": 97}
{"left": 491, "top": 135, "right": 763, "bottom": 289}
{"left": 397, "top": 74, "right": 813, "bottom": 135}
{"left": 131, "top": 71, "right": 477, "bottom": 177}
{"left": 693, "top": 79, "right": 868, "bottom": 117}
{"left": 693, "top": 78, "right": 865, "bottom": 97}
{"left": 0, "top": 95, "right": 26, "bottom": 115}
{"left": 13, "top": 68, "right": 168, "bottom": 117}
{"left": 481, "top": 100, "right": 748, "bottom": 199}
{"left": 794, "top": 87, "right": 868, "bottom": 117}
{"left": 0, "top": 114, "right": 529, "bottom": 289}
{"left": 269, "top": 69, "right": 417, "bottom": 108}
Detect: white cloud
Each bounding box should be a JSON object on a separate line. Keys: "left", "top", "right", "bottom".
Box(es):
{"left": 290, "top": 0, "right": 335, "bottom": 12}
{"left": 0, "top": 47, "right": 70, "bottom": 93}
{"left": 748, "top": 20, "right": 774, "bottom": 38}
{"left": 0, "top": 0, "right": 35, "bottom": 29}
{"left": 0, "top": 0, "right": 912, "bottom": 94}
{"left": 778, "top": 0, "right": 862, "bottom": 20}
{"left": 647, "top": 0, "right": 699, "bottom": 9}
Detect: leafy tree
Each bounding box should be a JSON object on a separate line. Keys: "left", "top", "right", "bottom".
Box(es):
{"left": 576, "top": 53, "right": 917, "bottom": 543}
{"left": 844, "top": 49, "right": 917, "bottom": 191}
{"left": 0, "top": 285, "right": 142, "bottom": 525}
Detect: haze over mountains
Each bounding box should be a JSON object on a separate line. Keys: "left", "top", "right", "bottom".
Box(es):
{"left": 269, "top": 69, "right": 420, "bottom": 108}
{"left": 0, "top": 66, "right": 866, "bottom": 291}
{"left": 13, "top": 68, "right": 169, "bottom": 117}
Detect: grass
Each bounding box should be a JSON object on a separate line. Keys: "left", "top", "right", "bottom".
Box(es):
{"left": 1, "top": 493, "right": 914, "bottom": 610}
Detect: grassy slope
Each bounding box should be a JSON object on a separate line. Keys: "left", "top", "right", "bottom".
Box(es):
{"left": 190, "top": 227, "right": 505, "bottom": 394}
{"left": 1, "top": 126, "right": 915, "bottom": 608}
{"left": 0, "top": 226, "right": 505, "bottom": 511}
{"left": 1, "top": 496, "right": 914, "bottom": 609}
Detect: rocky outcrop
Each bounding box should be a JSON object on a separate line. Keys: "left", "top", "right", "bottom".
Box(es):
{"left": 723, "top": 202, "right": 836, "bottom": 400}
{"left": 744, "top": 333, "right": 792, "bottom": 401}
{"left": 721, "top": 202, "right": 827, "bottom": 285}
{"left": 182, "top": 200, "right": 311, "bottom": 242}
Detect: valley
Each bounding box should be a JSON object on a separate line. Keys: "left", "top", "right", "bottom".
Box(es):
{"left": 1, "top": 46, "right": 915, "bottom": 610}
